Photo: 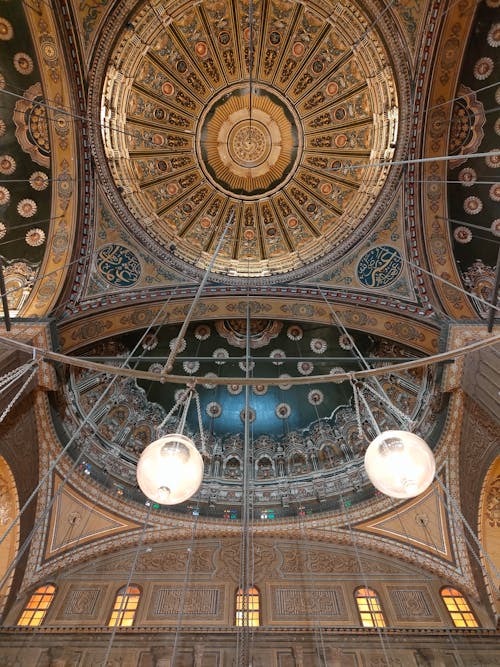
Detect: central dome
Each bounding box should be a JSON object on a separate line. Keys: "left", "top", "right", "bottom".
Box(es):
{"left": 197, "top": 84, "right": 301, "bottom": 198}
{"left": 98, "top": 0, "right": 402, "bottom": 277}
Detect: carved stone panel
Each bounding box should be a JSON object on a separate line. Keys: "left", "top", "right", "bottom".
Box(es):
{"left": 59, "top": 587, "right": 101, "bottom": 619}
{"left": 387, "top": 586, "right": 440, "bottom": 623}
{"left": 271, "top": 586, "right": 347, "bottom": 621}
{"left": 149, "top": 586, "right": 222, "bottom": 620}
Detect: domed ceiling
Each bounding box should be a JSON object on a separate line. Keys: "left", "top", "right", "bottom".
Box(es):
{"left": 98, "top": 0, "right": 402, "bottom": 278}
{"left": 57, "top": 318, "right": 444, "bottom": 517}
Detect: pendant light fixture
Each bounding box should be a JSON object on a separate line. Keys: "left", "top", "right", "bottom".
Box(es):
{"left": 364, "top": 429, "right": 435, "bottom": 499}
{"left": 136, "top": 386, "right": 205, "bottom": 505}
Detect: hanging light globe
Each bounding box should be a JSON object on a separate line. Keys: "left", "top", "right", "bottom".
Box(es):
{"left": 364, "top": 430, "right": 435, "bottom": 499}
{"left": 136, "top": 433, "right": 204, "bottom": 505}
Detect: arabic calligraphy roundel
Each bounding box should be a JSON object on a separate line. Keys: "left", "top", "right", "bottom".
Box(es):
{"left": 96, "top": 244, "right": 141, "bottom": 287}
{"left": 356, "top": 245, "right": 403, "bottom": 288}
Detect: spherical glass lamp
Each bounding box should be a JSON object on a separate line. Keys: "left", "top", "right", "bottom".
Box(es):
{"left": 136, "top": 433, "right": 204, "bottom": 505}
{"left": 364, "top": 430, "right": 435, "bottom": 499}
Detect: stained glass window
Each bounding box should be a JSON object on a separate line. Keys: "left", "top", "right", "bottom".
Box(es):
{"left": 17, "top": 584, "right": 56, "bottom": 627}
{"left": 355, "top": 586, "right": 386, "bottom": 628}
{"left": 440, "top": 587, "right": 478, "bottom": 628}
{"left": 236, "top": 586, "right": 260, "bottom": 626}
{"left": 108, "top": 585, "right": 141, "bottom": 627}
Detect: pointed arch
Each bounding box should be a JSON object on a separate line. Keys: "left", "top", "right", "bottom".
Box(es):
{"left": 108, "top": 584, "right": 141, "bottom": 627}
{"left": 440, "top": 587, "right": 479, "bottom": 627}
{"left": 354, "top": 586, "right": 386, "bottom": 627}
{"left": 235, "top": 586, "right": 260, "bottom": 627}
{"left": 17, "top": 584, "right": 56, "bottom": 626}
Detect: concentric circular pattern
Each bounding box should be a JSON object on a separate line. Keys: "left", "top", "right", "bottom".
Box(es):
{"left": 485, "top": 151, "right": 500, "bottom": 168}
{"left": 453, "top": 226, "right": 472, "bottom": 244}
{"left": 25, "top": 228, "right": 45, "bottom": 247}
{"left": 100, "top": 0, "right": 400, "bottom": 277}
{"left": 473, "top": 57, "right": 494, "bottom": 80}
{"left": 463, "top": 196, "right": 483, "bottom": 214}
{"left": 17, "top": 198, "right": 37, "bottom": 217}
{"left": 0, "top": 186, "right": 10, "bottom": 206}
{"left": 29, "top": 171, "right": 49, "bottom": 191}
{"left": 0, "top": 18, "right": 13, "bottom": 41}
{"left": 490, "top": 183, "right": 500, "bottom": 202}
{"left": 458, "top": 167, "right": 477, "bottom": 186}
{"left": 13, "top": 52, "right": 33, "bottom": 75}
{"left": 0, "top": 222, "right": 6, "bottom": 239}
{"left": 197, "top": 84, "right": 300, "bottom": 199}
{"left": 0, "top": 155, "right": 15, "bottom": 175}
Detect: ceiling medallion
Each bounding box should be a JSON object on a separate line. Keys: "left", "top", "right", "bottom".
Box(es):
{"left": 98, "top": 0, "right": 402, "bottom": 278}
{"left": 197, "top": 85, "right": 301, "bottom": 199}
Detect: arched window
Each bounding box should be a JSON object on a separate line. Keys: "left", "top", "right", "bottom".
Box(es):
{"left": 108, "top": 585, "right": 141, "bottom": 627}
{"left": 235, "top": 586, "right": 260, "bottom": 627}
{"left": 355, "top": 586, "right": 386, "bottom": 627}
{"left": 440, "top": 587, "right": 478, "bottom": 627}
{"left": 17, "top": 584, "right": 56, "bottom": 626}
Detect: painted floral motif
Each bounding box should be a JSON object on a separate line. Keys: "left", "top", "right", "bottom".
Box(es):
{"left": 13, "top": 52, "right": 33, "bottom": 75}
{"left": 17, "top": 198, "right": 37, "bottom": 217}
{"left": 213, "top": 348, "right": 229, "bottom": 364}
{"left": 252, "top": 384, "right": 267, "bottom": 396}
{"left": 270, "top": 349, "right": 286, "bottom": 365}
{"left": 275, "top": 403, "right": 291, "bottom": 419}
{"left": 169, "top": 336, "right": 186, "bottom": 353}
{"left": 227, "top": 383, "right": 242, "bottom": 395}
{"left": 203, "top": 372, "right": 217, "bottom": 389}
{"left": 29, "top": 171, "right": 49, "bottom": 191}
{"left": 240, "top": 407, "right": 256, "bottom": 423}
{"left": 206, "top": 401, "right": 222, "bottom": 418}
{"left": 307, "top": 389, "right": 324, "bottom": 405}
{"left": 0, "top": 222, "right": 6, "bottom": 239}
{"left": 491, "top": 220, "right": 500, "bottom": 237}
{"left": 495, "top": 118, "right": 500, "bottom": 136}
{"left": 287, "top": 325, "right": 303, "bottom": 341}
{"left": 141, "top": 333, "right": 158, "bottom": 350}
{"left": 463, "top": 196, "right": 483, "bottom": 214}
{"left": 329, "top": 367, "right": 346, "bottom": 383}
{"left": 278, "top": 374, "right": 292, "bottom": 390}
{"left": 0, "top": 18, "right": 13, "bottom": 41}
{"left": 458, "top": 167, "right": 476, "bottom": 186}
{"left": 194, "top": 324, "right": 210, "bottom": 340}
{"left": 310, "top": 337, "right": 327, "bottom": 354}
{"left": 238, "top": 360, "right": 255, "bottom": 372}
{"left": 496, "top": 87, "right": 500, "bottom": 105}
{"left": 25, "top": 227, "right": 45, "bottom": 246}
{"left": 338, "top": 334, "right": 353, "bottom": 350}
{"left": 297, "top": 361, "right": 314, "bottom": 375}
{"left": 485, "top": 151, "right": 500, "bottom": 168}
{"left": 453, "top": 226, "right": 472, "bottom": 244}
{"left": 473, "top": 57, "right": 494, "bottom": 80}
{"left": 0, "top": 187, "right": 10, "bottom": 206}
{"left": 183, "top": 360, "right": 199, "bottom": 374}
{"left": 487, "top": 23, "right": 500, "bottom": 47}
{"left": 148, "top": 363, "right": 163, "bottom": 374}
{"left": 0, "top": 120, "right": 6, "bottom": 138}
{"left": 489, "top": 183, "right": 500, "bottom": 202}
{"left": 0, "top": 155, "right": 15, "bottom": 175}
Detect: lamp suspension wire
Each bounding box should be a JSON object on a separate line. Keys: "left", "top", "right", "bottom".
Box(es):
{"left": 102, "top": 502, "right": 153, "bottom": 667}
{"left": 161, "top": 208, "right": 235, "bottom": 375}
{"left": 297, "top": 514, "right": 328, "bottom": 666}
{"left": 0, "top": 291, "right": 176, "bottom": 590}
{"left": 171, "top": 511, "right": 200, "bottom": 666}
{"left": 237, "top": 259, "right": 255, "bottom": 666}
{"left": 339, "top": 492, "right": 392, "bottom": 664}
